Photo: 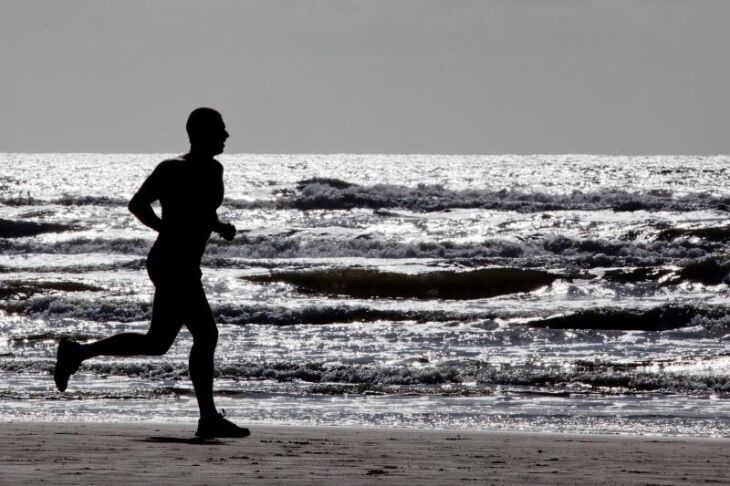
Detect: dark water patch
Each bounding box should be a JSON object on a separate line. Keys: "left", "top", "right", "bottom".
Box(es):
{"left": 0, "top": 195, "right": 36, "bottom": 206}
{"left": 245, "top": 268, "right": 560, "bottom": 300}
{"left": 527, "top": 304, "right": 725, "bottom": 331}
{"left": 603, "top": 267, "right": 672, "bottom": 283}
{"left": 669, "top": 257, "right": 730, "bottom": 286}
{"left": 0, "top": 218, "right": 74, "bottom": 238}
{"left": 602, "top": 258, "right": 730, "bottom": 286}
{"left": 0, "top": 286, "right": 38, "bottom": 300}
{"left": 657, "top": 226, "right": 730, "bottom": 242}
{"left": 16, "top": 280, "right": 103, "bottom": 292}
{"left": 0, "top": 280, "right": 103, "bottom": 301}
{"left": 296, "top": 177, "right": 357, "bottom": 190}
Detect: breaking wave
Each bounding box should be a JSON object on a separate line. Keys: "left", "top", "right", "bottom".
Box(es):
{"left": 213, "top": 304, "right": 492, "bottom": 325}
{"left": 0, "top": 296, "right": 152, "bottom": 323}
{"left": 261, "top": 178, "right": 730, "bottom": 213}
{"left": 0, "top": 232, "right": 721, "bottom": 270}
{"left": 246, "top": 267, "right": 560, "bottom": 300}
{"left": 0, "top": 258, "right": 147, "bottom": 274}
{"left": 0, "top": 297, "right": 491, "bottom": 325}
{"left": 4, "top": 358, "right": 728, "bottom": 395}
{"left": 527, "top": 304, "right": 730, "bottom": 332}
{"left": 0, "top": 237, "right": 152, "bottom": 256}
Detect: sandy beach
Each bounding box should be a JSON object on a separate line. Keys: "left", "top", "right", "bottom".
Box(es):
{"left": 0, "top": 423, "right": 727, "bottom": 485}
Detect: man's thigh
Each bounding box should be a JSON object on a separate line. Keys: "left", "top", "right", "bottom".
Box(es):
{"left": 147, "top": 280, "right": 216, "bottom": 343}
{"left": 177, "top": 281, "right": 217, "bottom": 340}
{"left": 146, "top": 284, "right": 189, "bottom": 345}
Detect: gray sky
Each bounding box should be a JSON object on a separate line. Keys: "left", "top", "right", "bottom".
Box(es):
{"left": 1, "top": 0, "right": 729, "bottom": 154}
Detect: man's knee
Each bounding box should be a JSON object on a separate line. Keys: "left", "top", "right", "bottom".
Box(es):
{"left": 144, "top": 334, "right": 174, "bottom": 356}
{"left": 192, "top": 325, "right": 218, "bottom": 350}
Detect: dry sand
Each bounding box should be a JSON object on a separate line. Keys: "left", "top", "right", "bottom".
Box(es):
{"left": 0, "top": 422, "right": 728, "bottom": 485}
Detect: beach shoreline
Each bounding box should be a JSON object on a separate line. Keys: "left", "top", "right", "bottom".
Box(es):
{"left": 1, "top": 422, "right": 728, "bottom": 485}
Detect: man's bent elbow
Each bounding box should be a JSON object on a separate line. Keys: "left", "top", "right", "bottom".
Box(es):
{"left": 128, "top": 196, "right": 143, "bottom": 216}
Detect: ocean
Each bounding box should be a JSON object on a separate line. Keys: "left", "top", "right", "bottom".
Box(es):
{"left": 0, "top": 153, "right": 729, "bottom": 437}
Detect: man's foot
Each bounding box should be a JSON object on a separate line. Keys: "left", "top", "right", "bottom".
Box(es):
{"left": 195, "top": 412, "right": 250, "bottom": 439}
{"left": 53, "top": 337, "right": 82, "bottom": 392}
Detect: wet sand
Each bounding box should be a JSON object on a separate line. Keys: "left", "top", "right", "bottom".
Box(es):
{"left": 0, "top": 422, "right": 727, "bottom": 485}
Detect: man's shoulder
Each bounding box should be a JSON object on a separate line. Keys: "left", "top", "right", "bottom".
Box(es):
{"left": 154, "top": 156, "right": 186, "bottom": 171}
{"left": 159, "top": 155, "right": 187, "bottom": 165}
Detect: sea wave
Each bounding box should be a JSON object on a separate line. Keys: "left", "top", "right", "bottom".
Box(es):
{"left": 0, "top": 237, "right": 151, "bottom": 256}
{"left": 246, "top": 267, "right": 560, "bottom": 300}
{"left": 0, "top": 231, "right": 718, "bottom": 269}
{"left": 526, "top": 304, "right": 730, "bottom": 332}
{"left": 0, "top": 218, "right": 76, "bottom": 238}
{"left": 5, "top": 177, "right": 729, "bottom": 213}
{"left": 0, "top": 296, "right": 152, "bottom": 323}
{"left": 0, "top": 195, "right": 127, "bottom": 207}
{"left": 657, "top": 225, "right": 730, "bottom": 242}
{"left": 267, "top": 178, "right": 730, "bottom": 213}
{"left": 211, "top": 234, "right": 532, "bottom": 260}
{"left": 0, "top": 388, "right": 177, "bottom": 401}
{"left": 0, "top": 280, "right": 104, "bottom": 300}
{"left": 0, "top": 258, "right": 147, "bottom": 274}
{"left": 0, "top": 298, "right": 491, "bottom": 325}
{"left": 4, "top": 357, "right": 728, "bottom": 395}
{"left": 214, "top": 304, "right": 492, "bottom": 325}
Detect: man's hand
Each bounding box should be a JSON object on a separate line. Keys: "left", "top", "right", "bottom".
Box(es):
{"left": 217, "top": 222, "right": 237, "bottom": 241}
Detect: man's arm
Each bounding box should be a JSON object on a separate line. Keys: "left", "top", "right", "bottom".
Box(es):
{"left": 128, "top": 165, "right": 164, "bottom": 233}
{"left": 211, "top": 162, "right": 236, "bottom": 240}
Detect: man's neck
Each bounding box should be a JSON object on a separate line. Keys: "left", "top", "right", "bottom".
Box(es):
{"left": 186, "top": 148, "right": 215, "bottom": 161}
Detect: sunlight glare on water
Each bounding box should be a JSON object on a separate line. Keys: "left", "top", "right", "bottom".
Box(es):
{"left": 1, "top": 153, "right": 729, "bottom": 436}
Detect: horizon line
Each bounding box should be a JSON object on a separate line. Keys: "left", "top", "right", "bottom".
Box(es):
{"left": 2, "top": 151, "right": 728, "bottom": 158}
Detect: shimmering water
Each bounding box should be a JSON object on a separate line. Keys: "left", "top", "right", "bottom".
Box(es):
{"left": 1, "top": 154, "right": 729, "bottom": 436}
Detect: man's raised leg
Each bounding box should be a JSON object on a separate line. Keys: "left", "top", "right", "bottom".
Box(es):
{"left": 54, "top": 286, "right": 183, "bottom": 391}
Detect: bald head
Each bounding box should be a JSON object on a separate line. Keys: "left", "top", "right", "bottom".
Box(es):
{"left": 186, "top": 108, "right": 229, "bottom": 156}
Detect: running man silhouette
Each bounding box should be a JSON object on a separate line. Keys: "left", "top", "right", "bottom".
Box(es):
{"left": 54, "top": 108, "right": 249, "bottom": 438}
